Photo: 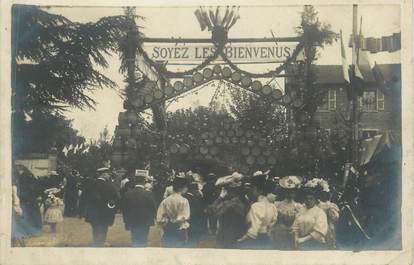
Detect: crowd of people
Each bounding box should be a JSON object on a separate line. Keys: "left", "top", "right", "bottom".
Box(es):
{"left": 12, "top": 164, "right": 345, "bottom": 250}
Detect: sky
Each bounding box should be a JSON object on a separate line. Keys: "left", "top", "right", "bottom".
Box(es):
{"left": 45, "top": 5, "right": 401, "bottom": 140}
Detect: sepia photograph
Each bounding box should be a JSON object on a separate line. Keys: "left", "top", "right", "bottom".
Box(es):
{"left": 1, "top": 1, "right": 412, "bottom": 264}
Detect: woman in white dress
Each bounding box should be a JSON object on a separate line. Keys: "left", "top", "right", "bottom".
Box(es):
{"left": 291, "top": 183, "right": 328, "bottom": 250}
{"left": 272, "top": 176, "right": 303, "bottom": 249}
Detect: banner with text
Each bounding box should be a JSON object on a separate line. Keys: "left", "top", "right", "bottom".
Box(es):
{"left": 142, "top": 42, "right": 303, "bottom": 63}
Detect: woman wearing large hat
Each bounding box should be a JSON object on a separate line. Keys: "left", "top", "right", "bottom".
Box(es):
{"left": 271, "top": 175, "right": 304, "bottom": 249}
{"left": 206, "top": 172, "right": 248, "bottom": 248}
{"left": 315, "top": 178, "right": 340, "bottom": 249}
{"left": 156, "top": 174, "right": 190, "bottom": 248}
{"left": 291, "top": 178, "right": 329, "bottom": 250}
{"left": 237, "top": 171, "right": 278, "bottom": 249}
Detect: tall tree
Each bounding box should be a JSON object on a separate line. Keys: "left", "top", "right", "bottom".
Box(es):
{"left": 11, "top": 5, "right": 132, "bottom": 155}
{"left": 288, "top": 5, "right": 336, "bottom": 175}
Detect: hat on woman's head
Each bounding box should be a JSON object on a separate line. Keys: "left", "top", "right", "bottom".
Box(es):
{"left": 302, "top": 178, "right": 330, "bottom": 198}
{"left": 279, "top": 176, "right": 303, "bottom": 189}
{"left": 215, "top": 172, "right": 243, "bottom": 188}
{"left": 250, "top": 170, "right": 270, "bottom": 188}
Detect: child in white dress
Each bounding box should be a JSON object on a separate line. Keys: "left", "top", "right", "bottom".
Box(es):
{"left": 44, "top": 193, "right": 64, "bottom": 234}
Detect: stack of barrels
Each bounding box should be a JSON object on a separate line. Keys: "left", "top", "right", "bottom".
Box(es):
{"left": 196, "top": 118, "right": 278, "bottom": 173}
{"left": 111, "top": 110, "right": 142, "bottom": 169}
{"left": 126, "top": 65, "right": 294, "bottom": 111}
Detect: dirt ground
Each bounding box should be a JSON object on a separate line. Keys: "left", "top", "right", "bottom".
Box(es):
{"left": 22, "top": 214, "right": 216, "bottom": 248}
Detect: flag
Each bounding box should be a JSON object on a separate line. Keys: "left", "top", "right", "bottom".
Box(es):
{"left": 350, "top": 27, "right": 364, "bottom": 97}
{"left": 73, "top": 144, "right": 79, "bottom": 154}
{"left": 82, "top": 146, "right": 90, "bottom": 154}
{"left": 23, "top": 111, "right": 32, "bottom": 122}
{"left": 340, "top": 30, "right": 350, "bottom": 83}
{"left": 62, "top": 146, "right": 68, "bottom": 157}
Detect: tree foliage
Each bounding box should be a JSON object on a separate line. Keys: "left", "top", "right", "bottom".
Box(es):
{"left": 11, "top": 5, "right": 133, "bottom": 156}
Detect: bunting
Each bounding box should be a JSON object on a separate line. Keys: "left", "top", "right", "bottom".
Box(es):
{"left": 349, "top": 32, "right": 401, "bottom": 53}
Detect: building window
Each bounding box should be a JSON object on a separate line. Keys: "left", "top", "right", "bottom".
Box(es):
{"left": 361, "top": 129, "right": 378, "bottom": 139}
{"left": 359, "top": 89, "right": 385, "bottom": 112}
{"left": 359, "top": 90, "right": 377, "bottom": 111}
{"left": 377, "top": 90, "right": 385, "bottom": 110}
{"left": 318, "top": 89, "right": 336, "bottom": 111}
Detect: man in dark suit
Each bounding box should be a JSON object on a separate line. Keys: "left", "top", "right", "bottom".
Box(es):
{"left": 83, "top": 168, "right": 120, "bottom": 247}
{"left": 202, "top": 173, "right": 219, "bottom": 235}
{"left": 121, "top": 171, "right": 156, "bottom": 247}
{"left": 184, "top": 182, "right": 206, "bottom": 247}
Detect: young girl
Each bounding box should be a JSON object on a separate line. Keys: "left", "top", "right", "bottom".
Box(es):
{"left": 44, "top": 192, "right": 64, "bottom": 234}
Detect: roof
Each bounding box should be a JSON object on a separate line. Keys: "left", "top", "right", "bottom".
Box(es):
{"left": 312, "top": 64, "right": 401, "bottom": 85}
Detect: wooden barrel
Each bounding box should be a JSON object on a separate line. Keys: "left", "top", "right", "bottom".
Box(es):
{"left": 126, "top": 138, "right": 137, "bottom": 149}
{"left": 231, "top": 72, "right": 242, "bottom": 83}
{"left": 251, "top": 80, "right": 262, "bottom": 91}
{"left": 201, "top": 132, "right": 209, "bottom": 139}
{"left": 246, "top": 156, "right": 255, "bottom": 165}
{"left": 262, "top": 149, "right": 271, "bottom": 156}
{"left": 203, "top": 68, "right": 213, "bottom": 79}
{"left": 209, "top": 131, "right": 217, "bottom": 138}
{"left": 111, "top": 152, "right": 123, "bottom": 167}
{"left": 252, "top": 147, "right": 261, "bottom": 156}
{"left": 272, "top": 89, "right": 283, "bottom": 100}
{"left": 200, "top": 146, "right": 209, "bottom": 155}
{"left": 126, "top": 111, "right": 138, "bottom": 124}
{"left": 241, "top": 147, "right": 250, "bottom": 156}
{"left": 131, "top": 126, "right": 140, "bottom": 136}
{"left": 174, "top": 81, "right": 184, "bottom": 91}
{"left": 165, "top": 84, "right": 174, "bottom": 96}
{"left": 209, "top": 146, "right": 218, "bottom": 155}
{"left": 170, "top": 144, "right": 179, "bottom": 154}
{"left": 154, "top": 89, "right": 163, "bottom": 100}
{"left": 118, "top": 112, "right": 128, "bottom": 126}
{"left": 282, "top": 94, "right": 292, "bottom": 104}
{"left": 245, "top": 130, "right": 254, "bottom": 138}
{"left": 241, "top": 76, "right": 252, "bottom": 87}
{"left": 183, "top": 77, "right": 194, "bottom": 88}
{"left": 144, "top": 93, "right": 154, "bottom": 104}
{"left": 132, "top": 96, "right": 144, "bottom": 108}
{"left": 145, "top": 80, "right": 156, "bottom": 89}
{"left": 261, "top": 85, "right": 272, "bottom": 95}
{"left": 257, "top": 156, "right": 266, "bottom": 165}
{"left": 213, "top": 65, "right": 222, "bottom": 74}
{"left": 117, "top": 127, "right": 131, "bottom": 138}
{"left": 222, "top": 67, "right": 232, "bottom": 78}
{"left": 235, "top": 129, "right": 244, "bottom": 137}
{"left": 179, "top": 144, "right": 189, "bottom": 154}
{"left": 193, "top": 72, "right": 204, "bottom": 83}
{"left": 113, "top": 138, "right": 123, "bottom": 149}
{"left": 267, "top": 156, "right": 276, "bottom": 165}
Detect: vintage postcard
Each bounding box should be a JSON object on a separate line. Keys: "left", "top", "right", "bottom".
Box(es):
{"left": 0, "top": 0, "right": 412, "bottom": 264}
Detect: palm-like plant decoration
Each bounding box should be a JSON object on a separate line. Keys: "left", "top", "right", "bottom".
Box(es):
{"left": 194, "top": 6, "right": 240, "bottom": 46}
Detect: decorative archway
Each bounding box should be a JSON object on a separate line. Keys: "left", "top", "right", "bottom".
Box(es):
{"left": 112, "top": 7, "right": 308, "bottom": 173}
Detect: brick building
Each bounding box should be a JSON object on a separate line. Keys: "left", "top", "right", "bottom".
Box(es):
{"left": 312, "top": 63, "right": 401, "bottom": 140}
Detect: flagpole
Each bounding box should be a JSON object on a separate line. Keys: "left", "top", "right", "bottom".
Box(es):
{"left": 351, "top": 4, "right": 360, "bottom": 166}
